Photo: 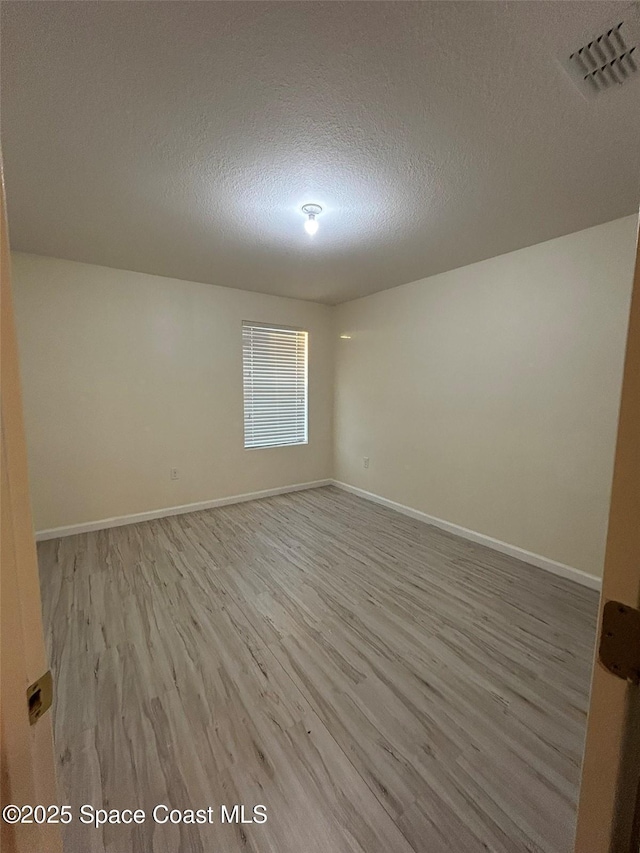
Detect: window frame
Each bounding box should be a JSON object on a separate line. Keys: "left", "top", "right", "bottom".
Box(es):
{"left": 242, "top": 321, "right": 309, "bottom": 450}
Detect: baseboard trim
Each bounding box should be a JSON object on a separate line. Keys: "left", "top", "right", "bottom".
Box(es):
{"left": 35, "top": 478, "right": 603, "bottom": 591}
{"left": 331, "top": 480, "right": 602, "bottom": 591}
{"left": 34, "top": 479, "right": 332, "bottom": 541}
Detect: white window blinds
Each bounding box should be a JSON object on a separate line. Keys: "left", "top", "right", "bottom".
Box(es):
{"left": 242, "top": 323, "right": 308, "bottom": 449}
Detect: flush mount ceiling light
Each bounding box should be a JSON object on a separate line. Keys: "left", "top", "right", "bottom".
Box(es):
{"left": 302, "top": 204, "right": 322, "bottom": 236}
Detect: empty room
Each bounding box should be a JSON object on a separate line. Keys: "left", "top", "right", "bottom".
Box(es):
{"left": 2, "top": 2, "right": 640, "bottom": 852}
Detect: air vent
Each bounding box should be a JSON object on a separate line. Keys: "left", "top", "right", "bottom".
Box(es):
{"left": 560, "top": 17, "right": 640, "bottom": 98}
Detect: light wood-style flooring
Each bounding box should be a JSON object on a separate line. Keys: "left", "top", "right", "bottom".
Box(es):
{"left": 38, "top": 485, "right": 599, "bottom": 853}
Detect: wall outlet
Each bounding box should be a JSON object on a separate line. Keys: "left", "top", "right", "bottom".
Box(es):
{"left": 363, "top": 457, "right": 370, "bottom": 469}
{"left": 170, "top": 468, "right": 179, "bottom": 480}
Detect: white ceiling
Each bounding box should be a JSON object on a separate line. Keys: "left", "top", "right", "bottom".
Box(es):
{"left": 2, "top": 1, "right": 639, "bottom": 304}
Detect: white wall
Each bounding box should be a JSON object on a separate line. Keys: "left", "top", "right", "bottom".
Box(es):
{"left": 12, "top": 254, "right": 334, "bottom": 531}
{"left": 334, "top": 216, "right": 638, "bottom": 578}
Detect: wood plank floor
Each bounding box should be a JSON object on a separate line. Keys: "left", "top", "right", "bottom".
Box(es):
{"left": 38, "top": 485, "right": 599, "bottom": 853}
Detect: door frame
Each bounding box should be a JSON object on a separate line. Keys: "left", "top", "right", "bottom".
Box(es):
{"left": 574, "top": 211, "right": 640, "bottom": 852}
{"left": 0, "top": 157, "right": 62, "bottom": 852}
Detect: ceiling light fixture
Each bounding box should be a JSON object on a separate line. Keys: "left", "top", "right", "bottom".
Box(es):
{"left": 302, "top": 204, "right": 322, "bottom": 236}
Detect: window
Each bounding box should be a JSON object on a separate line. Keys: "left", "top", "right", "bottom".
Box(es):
{"left": 242, "top": 322, "right": 308, "bottom": 449}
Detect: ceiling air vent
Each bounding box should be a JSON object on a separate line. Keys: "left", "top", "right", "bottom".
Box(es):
{"left": 560, "top": 17, "right": 640, "bottom": 98}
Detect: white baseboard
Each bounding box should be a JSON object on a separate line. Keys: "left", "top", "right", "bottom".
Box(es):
{"left": 34, "top": 479, "right": 332, "bottom": 541}
{"left": 331, "top": 480, "right": 602, "bottom": 591}
{"left": 35, "top": 477, "right": 602, "bottom": 592}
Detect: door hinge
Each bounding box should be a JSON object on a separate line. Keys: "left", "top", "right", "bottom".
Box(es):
{"left": 598, "top": 601, "right": 640, "bottom": 684}
{"left": 26, "top": 670, "right": 53, "bottom": 725}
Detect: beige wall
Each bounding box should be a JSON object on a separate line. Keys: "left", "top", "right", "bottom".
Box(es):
{"left": 12, "top": 254, "right": 334, "bottom": 531}
{"left": 334, "top": 215, "right": 638, "bottom": 578}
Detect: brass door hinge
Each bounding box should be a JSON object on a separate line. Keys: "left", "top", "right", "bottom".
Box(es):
{"left": 27, "top": 670, "right": 53, "bottom": 725}
{"left": 598, "top": 601, "right": 640, "bottom": 684}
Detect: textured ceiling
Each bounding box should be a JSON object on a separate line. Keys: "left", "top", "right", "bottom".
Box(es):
{"left": 2, "top": 1, "right": 640, "bottom": 304}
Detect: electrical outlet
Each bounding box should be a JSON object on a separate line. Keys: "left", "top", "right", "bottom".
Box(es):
{"left": 363, "top": 457, "right": 369, "bottom": 469}
{"left": 170, "top": 468, "right": 179, "bottom": 480}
